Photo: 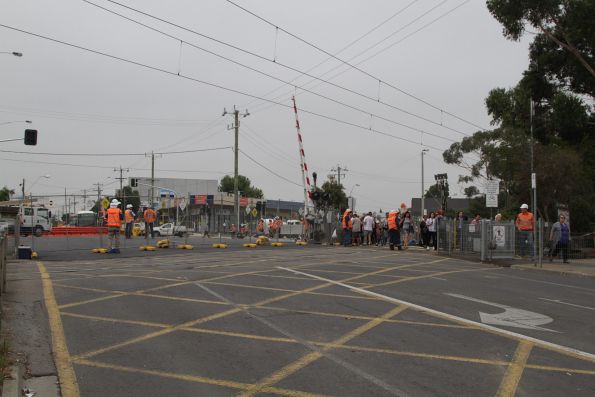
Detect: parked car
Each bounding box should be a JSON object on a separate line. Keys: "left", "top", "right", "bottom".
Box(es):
{"left": 153, "top": 223, "right": 188, "bottom": 237}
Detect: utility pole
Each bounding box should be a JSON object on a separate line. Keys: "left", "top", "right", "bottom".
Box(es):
{"left": 114, "top": 166, "right": 130, "bottom": 209}
{"left": 530, "top": 99, "right": 537, "bottom": 265}
{"left": 421, "top": 149, "right": 428, "bottom": 217}
{"left": 21, "top": 178, "right": 25, "bottom": 201}
{"left": 82, "top": 189, "right": 87, "bottom": 211}
{"left": 330, "top": 165, "right": 348, "bottom": 186}
{"left": 64, "top": 187, "right": 67, "bottom": 222}
{"left": 223, "top": 106, "right": 249, "bottom": 232}
{"left": 72, "top": 194, "right": 78, "bottom": 214}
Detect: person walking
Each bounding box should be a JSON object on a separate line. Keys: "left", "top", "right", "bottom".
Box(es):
{"left": 351, "top": 213, "right": 362, "bottom": 246}
{"left": 549, "top": 214, "right": 571, "bottom": 263}
{"left": 420, "top": 214, "right": 430, "bottom": 249}
{"left": 143, "top": 206, "right": 157, "bottom": 239}
{"left": 515, "top": 204, "right": 534, "bottom": 257}
{"left": 105, "top": 199, "right": 123, "bottom": 253}
{"left": 399, "top": 211, "right": 413, "bottom": 249}
{"left": 456, "top": 211, "right": 467, "bottom": 250}
{"left": 380, "top": 213, "right": 389, "bottom": 246}
{"left": 342, "top": 209, "right": 353, "bottom": 247}
{"left": 426, "top": 212, "right": 437, "bottom": 251}
{"left": 124, "top": 204, "right": 135, "bottom": 239}
{"left": 203, "top": 222, "right": 210, "bottom": 238}
{"left": 387, "top": 210, "right": 401, "bottom": 251}
{"left": 363, "top": 212, "right": 374, "bottom": 246}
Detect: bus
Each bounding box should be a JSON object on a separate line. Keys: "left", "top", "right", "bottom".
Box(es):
{"left": 76, "top": 211, "right": 98, "bottom": 227}
{"left": 21, "top": 206, "right": 52, "bottom": 236}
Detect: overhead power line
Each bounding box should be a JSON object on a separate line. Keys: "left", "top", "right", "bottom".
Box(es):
{"left": 224, "top": 0, "right": 486, "bottom": 132}
{"left": 0, "top": 23, "right": 444, "bottom": 151}
{"left": 0, "top": 146, "right": 232, "bottom": 156}
{"left": 239, "top": 149, "right": 302, "bottom": 187}
{"left": 81, "top": 0, "right": 466, "bottom": 141}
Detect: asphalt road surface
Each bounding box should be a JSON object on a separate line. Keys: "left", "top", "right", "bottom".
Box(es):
{"left": 8, "top": 243, "right": 595, "bottom": 396}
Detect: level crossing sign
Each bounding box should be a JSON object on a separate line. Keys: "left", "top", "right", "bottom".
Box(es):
{"left": 251, "top": 208, "right": 258, "bottom": 217}
{"left": 101, "top": 197, "right": 109, "bottom": 209}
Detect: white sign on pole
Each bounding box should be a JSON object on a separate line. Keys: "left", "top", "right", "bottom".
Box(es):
{"left": 486, "top": 180, "right": 499, "bottom": 208}
{"left": 493, "top": 226, "right": 505, "bottom": 247}
{"left": 298, "top": 207, "right": 304, "bottom": 216}
{"left": 245, "top": 205, "right": 252, "bottom": 215}
{"left": 178, "top": 197, "right": 187, "bottom": 211}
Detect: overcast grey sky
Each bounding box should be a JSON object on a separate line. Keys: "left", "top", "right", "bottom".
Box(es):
{"left": 1, "top": 0, "right": 530, "bottom": 212}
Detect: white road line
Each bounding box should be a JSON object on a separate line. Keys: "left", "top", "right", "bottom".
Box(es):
{"left": 430, "top": 277, "right": 448, "bottom": 281}
{"left": 277, "top": 266, "right": 595, "bottom": 362}
{"left": 539, "top": 298, "right": 595, "bottom": 311}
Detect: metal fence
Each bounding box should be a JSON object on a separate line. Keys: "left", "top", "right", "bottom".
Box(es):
{"left": 436, "top": 218, "right": 595, "bottom": 264}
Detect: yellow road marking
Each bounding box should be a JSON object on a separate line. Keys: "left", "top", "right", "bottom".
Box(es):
{"left": 37, "top": 262, "right": 80, "bottom": 397}
{"left": 72, "top": 253, "right": 411, "bottom": 360}
{"left": 61, "top": 312, "right": 170, "bottom": 328}
{"left": 238, "top": 305, "right": 408, "bottom": 397}
{"left": 362, "top": 266, "right": 498, "bottom": 289}
{"left": 496, "top": 340, "right": 533, "bottom": 397}
{"left": 74, "top": 359, "right": 329, "bottom": 397}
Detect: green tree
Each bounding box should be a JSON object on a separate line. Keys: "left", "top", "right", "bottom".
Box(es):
{"left": 487, "top": 0, "right": 595, "bottom": 95}
{"left": 312, "top": 179, "right": 348, "bottom": 211}
{"left": 0, "top": 186, "right": 15, "bottom": 201}
{"left": 116, "top": 186, "right": 141, "bottom": 211}
{"left": 219, "top": 175, "right": 263, "bottom": 198}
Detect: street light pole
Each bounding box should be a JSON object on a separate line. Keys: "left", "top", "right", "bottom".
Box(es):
{"left": 421, "top": 149, "right": 428, "bottom": 217}
{"left": 530, "top": 99, "right": 537, "bottom": 265}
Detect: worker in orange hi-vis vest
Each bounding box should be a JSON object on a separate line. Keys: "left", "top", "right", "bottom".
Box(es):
{"left": 515, "top": 203, "right": 534, "bottom": 257}
{"left": 256, "top": 219, "right": 264, "bottom": 235}
{"left": 342, "top": 209, "right": 353, "bottom": 247}
{"left": 268, "top": 220, "right": 274, "bottom": 237}
{"left": 387, "top": 209, "right": 402, "bottom": 251}
{"left": 105, "top": 199, "right": 123, "bottom": 253}
{"left": 124, "top": 204, "right": 136, "bottom": 239}
{"left": 143, "top": 206, "right": 157, "bottom": 239}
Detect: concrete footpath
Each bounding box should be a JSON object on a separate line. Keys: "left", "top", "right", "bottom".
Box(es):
{"left": 1, "top": 260, "right": 60, "bottom": 397}
{"left": 513, "top": 257, "right": 595, "bottom": 277}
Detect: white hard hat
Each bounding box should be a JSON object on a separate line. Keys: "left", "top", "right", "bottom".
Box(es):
{"left": 520, "top": 203, "right": 529, "bottom": 209}
{"left": 126, "top": 204, "right": 133, "bottom": 208}
{"left": 111, "top": 199, "right": 120, "bottom": 204}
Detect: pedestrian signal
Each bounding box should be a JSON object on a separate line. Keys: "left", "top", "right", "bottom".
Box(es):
{"left": 24, "top": 129, "right": 37, "bottom": 146}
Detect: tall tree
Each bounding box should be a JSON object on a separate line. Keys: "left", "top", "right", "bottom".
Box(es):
{"left": 219, "top": 175, "right": 263, "bottom": 199}
{"left": 115, "top": 186, "right": 141, "bottom": 211}
{"left": 487, "top": 0, "right": 595, "bottom": 95}
{"left": 0, "top": 186, "right": 15, "bottom": 201}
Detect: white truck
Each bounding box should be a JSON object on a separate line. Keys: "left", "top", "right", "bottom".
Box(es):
{"left": 153, "top": 223, "right": 188, "bottom": 237}
{"left": 21, "top": 206, "right": 52, "bottom": 236}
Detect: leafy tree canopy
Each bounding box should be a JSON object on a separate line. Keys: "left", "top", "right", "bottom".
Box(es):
{"left": 0, "top": 186, "right": 15, "bottom": 202}
{"left": 487, "top": 0, "right": 595, "bottom": 96}
{"left": 219, "top": 175, "right": 263, "bottom": 199}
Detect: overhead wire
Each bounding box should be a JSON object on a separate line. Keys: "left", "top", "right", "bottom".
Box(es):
{"left": 80, "top": 0, "right": 465, "bottom": 142}
{"left": 0, "top": 23, "right": 447, "bottom": 151}
{"left": 240, "top": 0, "right": 421, "bottom": 109}
{"left": 238, "top": 149, "right": 302, "bottom": 187}
{"left": 224, "top": 0, "right": 486, "bottom": 131}
{"left": 245, "top": 0, "right": 452, "bottom": 115}
{"left": 0, "top": 146, "right": 232, "bottom": 156}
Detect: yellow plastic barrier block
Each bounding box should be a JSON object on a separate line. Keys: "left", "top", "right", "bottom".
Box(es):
{"left": 295, "top": 241, "right": 308, "bottom": 246}
{"left": 31, "top": 251, "right": 38, "bottom": 259}
{"left": 144, "top": 245, "right": 156, "bottom": 251}
{"left": 184, "top": 244, "right": 193, "bottom": 250}
{"left": 242, "top": 243, "right": 257, "bottom": 248}
{"left": 98, "top": 248, "right": 108, "bottom": 254}
{"left": 271, "top": 242, "right": 284, "bottom": 247}
{"left": 212, "top": 243, "right": 228, "bottom": 249}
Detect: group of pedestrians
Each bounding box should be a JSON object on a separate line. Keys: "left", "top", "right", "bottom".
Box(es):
{"left": 104, "top": 199, "right": 157, "bottom": 254}
{"left": 340, "top": 208, "right": 441, "bottom": 251}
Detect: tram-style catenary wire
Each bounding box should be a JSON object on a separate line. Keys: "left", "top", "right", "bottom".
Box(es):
{"left": 0, "top": 23, "right": 446, "bottom": 151}
{"left": 223, "top": 0, "right": 486, "bottom": 131}
{"left": 88, "top": 0, "right": 475, "bottom": 139}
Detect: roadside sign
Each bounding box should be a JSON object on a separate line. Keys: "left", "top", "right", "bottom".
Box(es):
{"left": 178, "top": 197, "right": 187, "bottom": 211}
{"left": 486, "top": 180, "right": 499, "bottom": 208}
{"left": 101, "top": 198, "right": 109, "bottom": 209}
{"left": 298, "top": 207, "right": 304, "bottom": 216}
{"left": 493, "top": 226, "right": 505, "bottom": 247}
{"left": 251, "top": 208, "right": 258, "bottom": 217}
{"left": 245, "top": 206, "right": 252, "bottom": 215}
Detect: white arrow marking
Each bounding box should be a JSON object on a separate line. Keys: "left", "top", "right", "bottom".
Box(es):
{"left": 539, "top": 298, "right": 595, "bottom": 311}
{"left": 445, "top": 293, "right": 557, "bottom": 332}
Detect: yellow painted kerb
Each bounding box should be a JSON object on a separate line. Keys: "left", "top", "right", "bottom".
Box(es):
{"left": 37, "top": 261, "right": 81, "bottom": 397}
{"left": 495, "top": 340, "right": 533, "bottom": 397}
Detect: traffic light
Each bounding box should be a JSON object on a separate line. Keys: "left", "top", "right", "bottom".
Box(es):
{"left": 24, "top": 129, "right": 37, "bottom": 146}
{"left": 130, "top": 178, "right": 138, "bottom": 187}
